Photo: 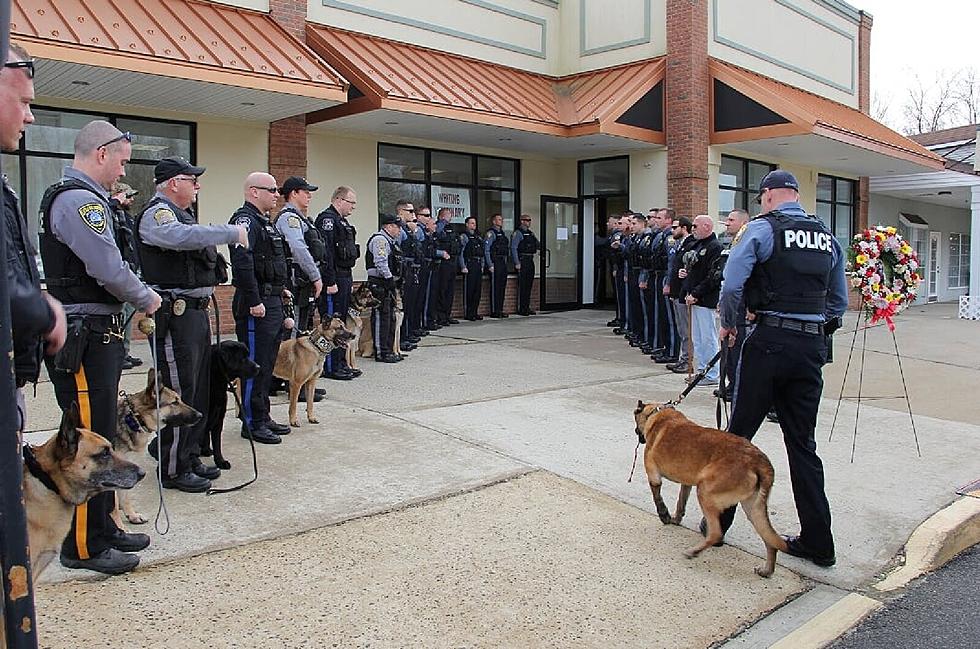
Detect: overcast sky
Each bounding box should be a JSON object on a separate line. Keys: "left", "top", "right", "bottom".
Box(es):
{"left": 853, "top": 0, "right": 979, "bottom": 129}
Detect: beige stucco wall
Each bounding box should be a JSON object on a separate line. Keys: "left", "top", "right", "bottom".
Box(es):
{"left": 196, "top": 120, "right": 270, "bottom": 225}
{"left": 210, "top": 0, "right": 269, "bottom": 11}
{"left": 557, "top": 0, "right": 666, "bottom": 75}
{"left": 708, "top": 0, "right": 860, "bottom": 108}
{"left": 628, "top": 149, "right": 668, "bottom": 213}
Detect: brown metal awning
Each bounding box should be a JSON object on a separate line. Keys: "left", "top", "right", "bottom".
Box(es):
{"left": 12, "top": 0, "right": 348, "bottom": 120}
{"left": 305, "top": 24, "right": 664, "bottom": 145}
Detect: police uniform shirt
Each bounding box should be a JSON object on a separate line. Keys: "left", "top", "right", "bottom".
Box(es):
{"left": 433, "top": 221, "right": 450, "bottom": 259}
{"left": 48, "top": 167, "right": 154, "bottom": 315}
{"left": 139, "top": 192, "right": 242, "bottom": 298}
{"left": 229, "top": 202, "right": 281, "bottom": 308}
{"left": 636, "top": 227, "right": 655, "bottom": 285}
{"left": 719, "top": 201, "right": 849, "bottom": 330}
{"left": 275, "top": 203, "right": 322, "bottom": 284}
{"left": 459, "top": 230, "right": 484, "bottom": 272}
{"left": 484, "top": 226, "right": 506, "bottom": 268}
{"left": 510, "top": 228, "right": 536, "bottom": 267}
{"left": 367, "top": 229, "right": 396, "bottom": 279}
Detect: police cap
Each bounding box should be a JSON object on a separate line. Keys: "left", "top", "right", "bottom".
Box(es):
{"left": 380, "top": 214, "right": 399, "bottom": 226}
{"left": 279, "top": 176, "right": 319, "bottom": 196}
{"left": 755, "top": 170, "right": 799, "bottom": 203}
{"left": 155, "top": 156, "right": 206, "bottom": 184}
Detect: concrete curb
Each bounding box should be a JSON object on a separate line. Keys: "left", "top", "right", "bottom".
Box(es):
{"left": 769, "top": 593, "right": 882, "bottom": 649}
{"left": 873, "top": 496, "right": 980, "bottom": 592}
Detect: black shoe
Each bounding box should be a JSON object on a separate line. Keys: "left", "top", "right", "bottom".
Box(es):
{"left": 488, "top": 313, "right": 502, "bottom": 318}
{"left": 699, "top": 518, "right": 725, "bottom": 547}
{"left": 437, "top": 320, "right": 451, "bottom": 326}
{"left": 465, "top": 316, "right": 477, "bottom": 321}
{"left": 348, "top": 368, "right": 363, "bottom": 378}
{"left": 61, "top": 548, "right": 139, "bottom": 575}
{"left": 606, "top": 319, "right": 618, "bottom": 327}
{"left": 526, "top": 310, "right": 536, "bottom": 315}
{"left": 499, "top": 313, "right": 509, "bottom": 318}
{"left": 241, "top": 426, "right": 281, "bottom": 444}
{"left": 670, "top": 365, "right": 690, "bottom": 374}
{"left": 782, "top": 535, "right": 836, "bottom": 567}
{"left": 107, "top": 529, "right": 151, "bottom": 552}
{"left": 299, "top": 388, "right": 327, "bottom": 403}
{"left": 655, "top": 356, "right": 678, "bottom": 364}
{"left": 376, "top": 353, "right": 402, "bottom": 363}
{"left": 400, "top": 342, "right": 418, "bottom": 352}
{"left": 629, "top": 340, "right": 643, "bottom": 348}
{"left": 191, "top": 457, "right": 221, "bottom": 480}
{"left": 121, "top": 357, "right": 136, "bottom": 370}
{"left": 266, "top": 420, "right": 291, "bottom": 435}
{"left": 612, "top": 327, "right": 625, "bottom": 335}
{"left": 416, "top": 330, "right": 430, "bottom": 337}
{"left": 427, "top": 323, "right": 442, "bottom": 331}
{"left": 162, "top": 471, "right": 211, "bottom": 493}
{"left": 474, "top": 315, "right": 484, "bottom": 320}
{"left": 640, "top": 346, "right": 654, "bottom": 355}
{"left": 447, "top": 318, "right": 460, "bottom": 324}
{"left": 408, "top": 336, "right": 421, "bottom": 344}
{"left": 125, "top": 355, "right": 143, "bottom": 367}
{"left": 323, "top": 370, "right": 354, "bottom": 381}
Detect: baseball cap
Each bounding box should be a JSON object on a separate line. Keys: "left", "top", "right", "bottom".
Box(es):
{"left": 154, "top": 156, "right": 206, "bottom": 184}
{"left": 113, "top": 182, "right": 139, "bottom": 198}
{"left": 380, "top": 214, "right": 399, "bottom": 226}
{"left": 755, "top": 170, "right": 799, "bottom": 203}
{"left": 279, "top": 176, "right": 318, "bottom": 196}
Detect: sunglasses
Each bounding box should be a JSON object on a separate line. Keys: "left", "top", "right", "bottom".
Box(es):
{"left": 3, "top": 59, "right": 34, "bottom": 79}
{"left": 173, "top": 176, "right": 201, "bottom": 186}
{"left": 251, "top": 185, "right": 279, "bottom": 194}
{"left": 399, "top": 207, "right": 415, "bottom": 213}
{"left": 98, "top": 131, "right": 132, "bottom": 149}
{"left": 520, "top": 219, "right": 531, "bottom": 222}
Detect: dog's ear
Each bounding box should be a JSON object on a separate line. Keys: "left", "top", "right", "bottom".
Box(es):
{"left": 145, "top": 368, "right": 157, "bottom": 396}
{"left": 57, "top": 402, "right": 83, "bottom": 455}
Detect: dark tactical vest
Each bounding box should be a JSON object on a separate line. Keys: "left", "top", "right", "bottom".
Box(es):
{"left": 136, "top": 197, "right": 226, "bottom": 289}
{"left": 635, "top": 231, "right": 656, "bottom": 270}
{"left": 435, "top": 224, "right": 460, "bottom": 257}
{"left": 745, "top": 211, "right": 834, "bottom": 314}
{"left": 280, "top": 207, "right": 327, "bottom": 284}
{"left": 651, "top": 230, "right": 670, "bottom": 272}
{"left": 400, "top": 226, "right": 421, "bottom": 265}
{"left": 365, "top": 233, "right": 403, "bottom": 278}
{"left": 231, "top": 206, "right": 288, "bottom": 289}
{"left": 488, "top": 228, "right": 509, "bottom": 260}
{"left": 463, "top": 231, "right": 484, "bottom": 261}
{"left": 419, "top": 230, "right": 436, "bottom": 265}
{"left": 39, "top": 179, "right": 135, "bottom": 305}
{"left": 4, "top": 180, "right": 43, "bottom": 384}
{"left": 516, "top": 229, "right": 539, "bottom": 256}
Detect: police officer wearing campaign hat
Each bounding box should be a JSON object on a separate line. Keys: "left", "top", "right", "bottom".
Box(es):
{"left": 138, "top": 156, "right": 247, "bottom": 491}
{"left": 229, "top": 172, "right": 292, "bottom": 444}
{"left": 366, "top": 214, "right": 403, "bottom": 362}
{"left": 276, "top": 177, "right": 324, "bottom": 333}
{"left": 40, "top": 120, "right": 162, "bottom": 575}
{"left": 484, "top": 213, "right": 510, "bottom": 318}
{"left": 511, "top": 214, "right": 539, "bottom": 316}
{"left": 713, "top": 169, "right": 848, "bottom": 567}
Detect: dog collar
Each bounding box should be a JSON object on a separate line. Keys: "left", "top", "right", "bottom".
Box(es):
{"left": 120, "top": 391, "right": 150, "bottom": 434}
{"left": 309, "top": 332, "right": 335, "bottom": 354}
{"left": 22, "top": 444, "right": 61, "bottom": 496}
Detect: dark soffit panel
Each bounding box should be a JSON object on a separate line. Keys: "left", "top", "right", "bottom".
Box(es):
{"left": 713, "top": 79, "right": 790, "bottom": 132}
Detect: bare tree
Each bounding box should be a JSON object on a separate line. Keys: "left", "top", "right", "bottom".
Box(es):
{"left": 899, "top": 68, "right": 979, "bottom": 135}
{"left": 871, "top": 90, "right": 894, "bottom": 128}
{"left": 953, "top": 67, "right": 978, "bottom": 125}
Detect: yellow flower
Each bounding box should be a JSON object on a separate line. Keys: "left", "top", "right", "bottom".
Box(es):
{"left": 900, "top": 244, "right": 912, "bottom": 255}
{"left": 871, "top": 283, "right": 880, "bottom": 292}
{"left": 855, "top": 254, "right": 869, "bottom": 265}
{"left": 885, "top": 226, "right": 897, "bottom": 235}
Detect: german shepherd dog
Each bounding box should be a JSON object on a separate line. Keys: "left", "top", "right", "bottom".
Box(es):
{"left": 633, "top": 401, "right": 788, "bottom": 578}
{"left": 199, "top": 341, "right": 261, "bottom": 470}
{"left": 22, "top": 403, "right": 145, "bottom": 580}
{"left": 273, "top": 317, "right": 353, "bottom": 427}
{"left": 348, "top": 282, "right": 383, "bottom": 366}
{"left": 112, "top": 369, "right": 202, "bottom": 527}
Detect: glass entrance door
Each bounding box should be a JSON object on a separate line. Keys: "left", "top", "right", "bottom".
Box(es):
{"left": 928, "top": 231, "right": 940, "bottom": 301}
{"left": 540, "top": 196, "right": 582, "bottom": 310}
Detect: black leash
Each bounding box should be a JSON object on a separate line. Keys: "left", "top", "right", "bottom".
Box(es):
{"left": 206, "top": 293, "right": 260, "bottom": 496}
{"left": 672, "top": 349, "right": 722, "bottom": 406}
{"left": 715, "top": 344, "right": 730, "bottom": 430}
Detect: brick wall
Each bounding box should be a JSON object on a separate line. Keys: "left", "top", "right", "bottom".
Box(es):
{"left": 665, "top": 0, "right": 710, "bottom": 218}
{"left": 857, "top": 11, "right": 873, "bottom": 232}
{"left": 268, "top": 116, "right": 307, "bottom": 188}
{"left": 269, "top": 0, "right": 307, "bottom": 42}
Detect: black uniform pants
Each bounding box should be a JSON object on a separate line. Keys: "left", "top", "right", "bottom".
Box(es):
{"left": 425, "top": 262, "right": 442, "bottom": 327}
{"left": 369, "top": 277, "right": 395, "bottom": 355}
{"left": 489, "top": 257, "right": 508, "bottom": 315}
{"left": 720, "top": 324, "right": 834, "bottom": 555}
{"left": 725, "top": 323, "right": 747, "bottom": 392}
{"left": 294, "top": 285, "right": 315, "bottom": 332}
{"left": 463, "top": 259, "right": 483, "bottom": 318}
{"left": 653, "top": 271, "right": 673, "bottom": 351}
{"left": 436, "top": 259, "right": 457, "bottom": 323}
{"left": 320, "top": 273, "right": 352, "bottom": 373}
{"left": 627, "top": 268, "right": 642, "bottom": 336}
{"left": 517, "top": 255, "right": 535, "bottom": 313}
{"left": 614, "top": 262, "right": 625, "bottom": 324}
{"left": 46, "top": 316, "right": 124, "bottom": 561}
{"left": 235, "top": 296, "right": 284, "bottom": 430}
{"left": 639, "top": 279, "right": 654, "bottom": 345}
{"left": 416, "top": 262, "right": 433, "bottom": 333}
{"left": 150, "top": 305, "right": 211, "bottom": 477}
{"left": 400, "top": 264, "right": 420, "bottom": 341}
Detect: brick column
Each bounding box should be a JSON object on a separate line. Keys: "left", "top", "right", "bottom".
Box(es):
{"left": 665, "top": 0, "right": 709, "bottom": 217}
{"left": 857, "top": 10, "right": 873, "bottom": 231}
{"left": 267, "top": 0, "right": 309, "bottom": 186}
{"left": 269, "top": 0, "right": 307, "bottom": 42}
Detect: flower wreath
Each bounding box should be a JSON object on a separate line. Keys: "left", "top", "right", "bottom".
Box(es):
{"left": 847, "top": 225, "right": 921, "bottom": 329}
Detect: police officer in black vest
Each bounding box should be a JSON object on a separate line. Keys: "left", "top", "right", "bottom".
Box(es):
{"left": 366, "top": 215, "right": 403, "bottom": 363}
{"left": 484, "top": 213, "right": 509, "bottom": 318}
{"left": 315, "top": 186, "right": 361, "bottom": 379}
{"left": 395, "top": 200, "right": 420, "bottom": 352}
{"left": 229, "top": 172, "right": 291, "bottom": 444}
{"left": 414, "top": 207, "right": 436, "bottom": 336}
{"left": 459, "top": 215, "right": 485, "bottom": 320}
{"left": 139, "top": 157, "right": 247, "bottom": 491}
{"left": 511, "top": 213, "right": 539, "bottom": 316}
{"left": 713, "top": 170, "right": 848, "bottom": 567}
{"left": 433, "top": 207, "right": 460, "bottom": 326}
{"left": 40, "top": 120, "right": 161, "bottom": 575}
{"left": 276, "top": 177, "right": 324, "bottom": 333}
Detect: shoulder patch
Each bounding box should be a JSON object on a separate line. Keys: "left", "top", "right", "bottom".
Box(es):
{"left": 287, "top": 215, "right": 301, "bottom": 229}
{"left": 235, "top": 216, "right": 252, "bottom": 228}
{"left": 323, "top": 219, "right": 334, "bottom": 231}
{"left": 153, "top": 208, "right": 177, "bottom": 225}
{"left": 79, "top": 203, "right": 107, "bottom": 234}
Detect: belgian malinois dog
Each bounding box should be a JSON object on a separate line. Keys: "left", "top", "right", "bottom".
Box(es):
{"left": 633, "top": 401, "right": 788, "bottom": 578}
{"left": 273, "top": 316, "right": 353, "bottom": 427}
{"left": 113, "top": 369, "right": 202, "bottom": 527}
{"left": 22, "top": 403, "right": 145, "bottom": 581}
{"left": 347, "top": 282, "right": 383, "bottom": 366}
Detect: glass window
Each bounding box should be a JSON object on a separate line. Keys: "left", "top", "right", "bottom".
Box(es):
{"left": 816, "top": 174, "right": 855, "bottom": 246}
{"left": 718, "top": 155, "right": 775, "bottom": 219}
{"left": 26, "top": 156, "right": 70, "bottom": 249}
{"left": 816, "top": 175, "right": 834, "bottom": 202}
{"left": 478, "top": 157, "right": 516, "bottom": 189}
{"left": 747, "top": 162, "right": 771, "bottom": 193}
{"left": 26, "top": 109, "right": 107, "bottom": 154}
{"left": 117, "top": 118, "right": 192, "bottom": 162}
{"left": 580, "top": 157, "right": 628, "bottom": 195}
{"left": 378, "top": 144, "right": 425, "bottom": 181}
{"left": 378, "top": 181, "right": 427, "bottom": 216}
{"left": 947, "top": 233, "right": 970, "bottom": 288}
{"left": 718, "top": 188, "right": 736, "bottom": 216}
{"left": 430, "top": 151, "right": 472, "bottom": 186}
{"left": 477, "top": 189, "right": 516, "bottom": 231}
{"left": 719, "top": 156, "right": 743, "bottom": 188}
{"left": 2, "top": 154, "right": 21, "bottom": 197}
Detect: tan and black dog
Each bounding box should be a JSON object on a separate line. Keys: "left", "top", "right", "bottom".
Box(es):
{"left": 347, "top": 282, "right": 383, "bottom": 366}
{"left": 273, "top": 316, "right": 353, "bottom": 427}
{"left": 633, "top": 400, "right": 788, "bottom": 578}
{"left": 113, "top": 369, "right": 201, "bottom": 527}
{"left": 21, "top": 403, "right": 145, "bottom": 581}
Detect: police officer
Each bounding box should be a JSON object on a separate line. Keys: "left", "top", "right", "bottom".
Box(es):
{"left": 459, "top": 215, "right": 484, "bottom": 320}
{"left": 421, "top": 211, "right": 446, "bottom": 330}
{"left": 40, "top": 120, "right": 161, "bottom": 575}
{"left": 635, "top": 213, "right": 657, "bottom": 355}
{"left": 663, "top": 216, "right": 695, "bottom": 369}
{"left": 229, "top": 172, "right": 291, "bottom": 444}
{"left": 414, "top": 207, "right": 435, "bottom": 337}
{"left": 511, "top": 213, "right": 539, "bottom": 316}
{"left": 433, "top": 207, "right": 460, "bottom": 326}
{"left": 315, "top": 186, "right": 360, "bottom": 380}
{"left": 607, "top": 216, "right": 626, "bottom": 330}
{"left": 276, "top": 177, "right": 324, "bottom": 333}
{"left": 2, "top": 42, "right": 67, "bottom": 431}
{"left": 395, "top": 200, "right": 420, "bottom": 352}
{"left": 109, "top": 182, "right": 143, "bottom": 370}
{"left": 651, "top": 208, "right": 677, "bottom": 360}
{"left": 484, "top": 213, "right": 509, "bottom": 318}
{"left": 623, "top": 215, "right": 644, "bottom": 344}
{"left": 138, "top": 157, "right": 247, "bottom": 491}
{"left": 713, "top": 170, "right": 847, "bottom": 566}
{"left": 713, "top": 209, "right": 750, "bottom": 400}
{"left": 366, "top": 215, "right": 403, "bottom": 363}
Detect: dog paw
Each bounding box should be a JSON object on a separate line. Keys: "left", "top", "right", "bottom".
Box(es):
{"left": 754, "top": 566, "right": 774, "bottom": 578}
{"left": 308, "top": 417, "right": 319, "bottom": 424}
{"left": 290, "top": 420, "right": 300, "bottom": 428}
{"left": 126, "top": 513, "right": 148, "bottom": 525}
{"left": 683, "top": 549, "right": 700, "bottom": 560}
{"left": 658, "top": 513, "right": 673, "bottom": 525}
{"left": 216, "top": 459, "right": 231, "bottom": 470}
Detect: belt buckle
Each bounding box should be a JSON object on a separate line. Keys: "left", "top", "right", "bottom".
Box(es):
{"left": 102, "top": 328, "right": 123, "bottom": 344}
{"left": 172, "top": 298, "right": 187, "bottom": 316}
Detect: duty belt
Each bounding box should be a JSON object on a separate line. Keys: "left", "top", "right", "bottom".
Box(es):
{"left": 260, "top": 284, "right": 285, "bottom": 297}
{"left": 162, "top": 296, "right": 210, "bottom": 315}
{"left": 757, "top": 314, "right": 824, "bottom": 336}
{"left": 69, "top": 313, "right": 125, "bottom": 343}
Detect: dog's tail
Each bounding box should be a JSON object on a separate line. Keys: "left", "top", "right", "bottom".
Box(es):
{"left": 742, "top": 461, "right": 788, "bottom": 552}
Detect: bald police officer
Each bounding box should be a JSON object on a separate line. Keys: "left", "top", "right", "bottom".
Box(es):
{"left": 138, "top": 156, "right": 247, "bottom": 492}
{"left": 40, "top": 120, "right": 161, "bottom": 575}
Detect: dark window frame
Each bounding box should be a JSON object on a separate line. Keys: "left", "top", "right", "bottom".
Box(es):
{"left": 578, "top": 155, "right": 630, "bottom": 198}
{"left": 718, "top": 154, "right": 775, "bottom": 216}
{"left": 815, "top": 173, "right": 856, "bottom": 243}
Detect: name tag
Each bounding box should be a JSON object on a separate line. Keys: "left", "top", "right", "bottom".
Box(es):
{"left": 783, "top": 230, "right": 832, "bottom": 252}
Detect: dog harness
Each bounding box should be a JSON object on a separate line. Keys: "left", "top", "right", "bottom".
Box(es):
{"left": 119, "top": 390, "right": 151, "bottom": 435}
{"left": 22, "top": 445, "right": 61, "bottom": 496}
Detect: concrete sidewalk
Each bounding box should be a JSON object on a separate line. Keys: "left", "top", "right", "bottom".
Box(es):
{"left": 24, "top": 303, "right": 979, "bottom": 648}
